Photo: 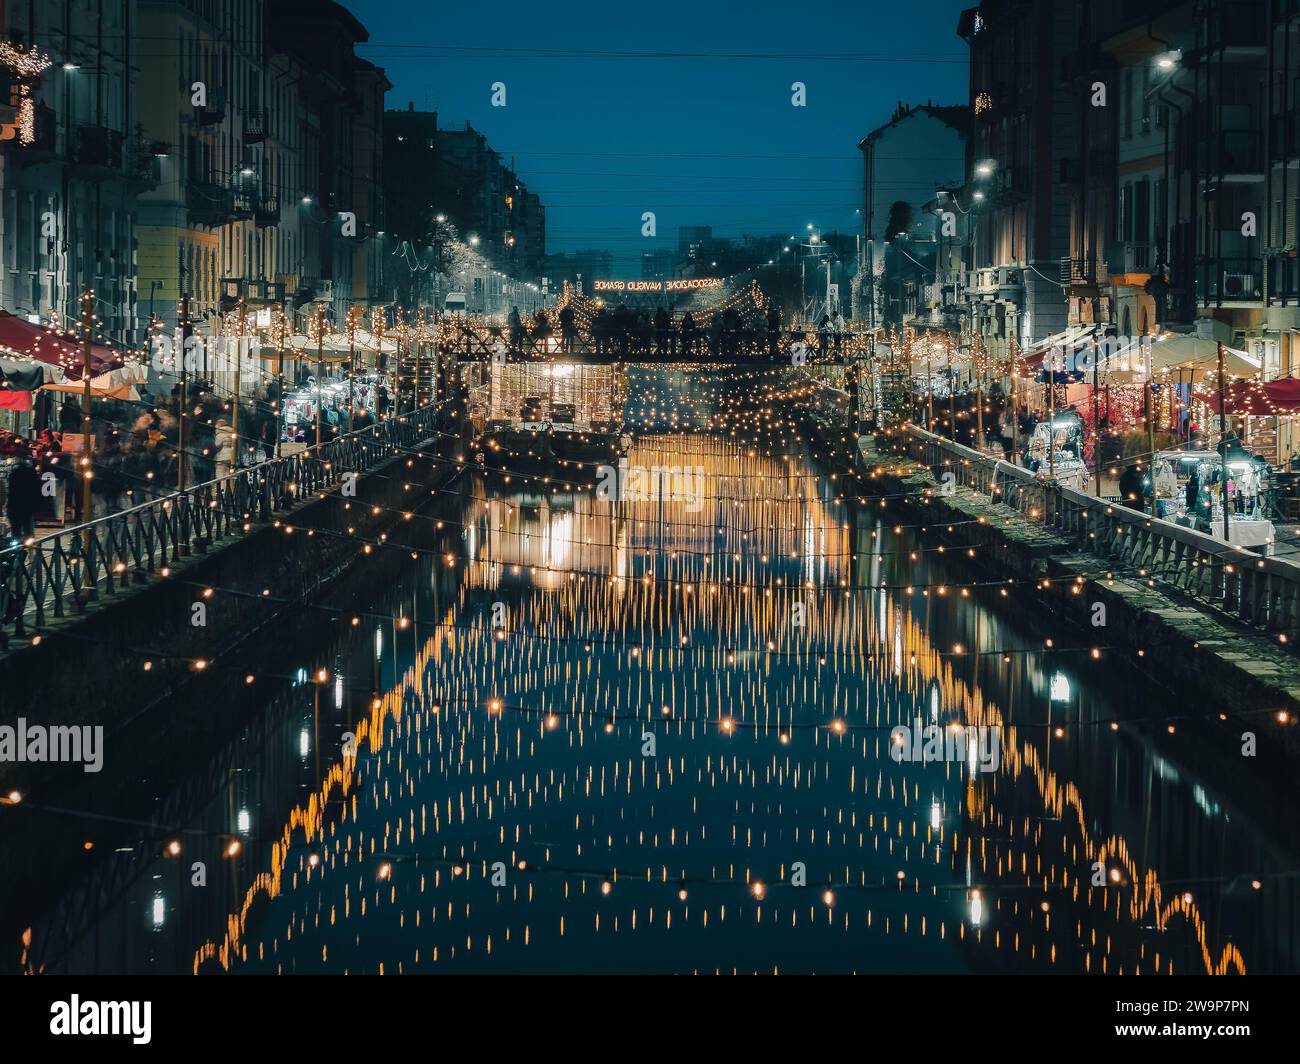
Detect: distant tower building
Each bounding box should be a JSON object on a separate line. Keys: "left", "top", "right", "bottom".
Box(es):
{"left": 678, "top": 226, "right": 712, "bottom": 266}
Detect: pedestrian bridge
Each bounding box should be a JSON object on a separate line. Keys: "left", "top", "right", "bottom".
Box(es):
{"left": 444, "top": 322, "right": 868, "bottom": 367}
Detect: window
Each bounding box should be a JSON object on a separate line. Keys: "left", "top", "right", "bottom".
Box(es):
{"left": 1135, "top": 179, "right": 1150, "bottom": 246}
{"left": 1123, "top": 70, "right": 1133, "bottom": 139}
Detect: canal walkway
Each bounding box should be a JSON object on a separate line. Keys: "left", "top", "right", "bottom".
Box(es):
{"left": 0, "top": 404, "right": 455, "bottom": 656}
{"left": 859, "top": 428, "right": 1300, "bottom": 738}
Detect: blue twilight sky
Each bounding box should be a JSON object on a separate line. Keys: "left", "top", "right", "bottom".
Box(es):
{"left": 346, "top": 0, "right": 973, "bottom": 268}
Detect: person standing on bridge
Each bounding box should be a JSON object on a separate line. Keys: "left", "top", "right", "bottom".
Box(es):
{"left": 559, "top": 303, "right": 577, "bottom": 354}
{"left": 767, "top": 303, "right": 781, "bottom": 356}
{"left": 722, "top": 307, "right": 743, "bottom": 358}
{"left": 707, "top": 313, "right": 723, "bottom": 357}
{"left": 508, "top": 306, "right": 525, "bottom": 350}
{"left": 680, "top": 312, "right": 698, "bottom": 356}
{"left": 613, "top": 306, "right": 634, "bottom": 357}
{"left": 634, "top": 310, "right": 652, "bottom": 355}
{"left": 531, "top": 309, "right": 552, "bottom": 348}
{"left": 831, "top": 310, "right": 845, "bottom": 353}
{"left": 654, "top": 306, "right": 673, "bottom": 356}
{"left": 592, "top": 308, "right": 610, "bottom": 355}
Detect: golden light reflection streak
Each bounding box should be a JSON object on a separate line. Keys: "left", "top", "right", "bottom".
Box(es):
{"left": 191, "top": 440, "right": 1245, "bottom": 976}
{"left": 191, "top": 608, "right": 454, "bottom": 973}
{"left": 190, "top": 444, "right": 852, "bottom": 972}
{"left": 894, "top": 591, "right": 1247, "bottom": 975}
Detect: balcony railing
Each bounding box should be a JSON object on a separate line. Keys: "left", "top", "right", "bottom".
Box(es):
{"left": 1106, "top": 242, "right": 1152, "bottom": 275}
{"left": 254, "top": 195, "right": 280, "bottom": 228}
{"left": 1199, "top": 129, "right": 1265, "bottom": 176}
{"left": 1062, "top": 256, "right": 1107, "bottom": 286}
{"left": 186, "top": 178, "right": 237, "bottom": 227}
{"left": 243, "top": 110, "right": 267, "bottom": 144}
{"left": 72, "top": 125, "right": 123, "bottom": 169}
{"left": 1267, "top": 253, "right": 1300, "bottom": 305}
{"left": 219, "top": 277, "right": 286, "bottom": 308}
{"left": 1199, "top": 257, "right": 1263, "bottom": 302}
{"left": 1200, "top": 1, "right": 1269, "bottom": 48}
{"left": 196, "top": 88, "right": 226, "bottom": 126}
{"left": 1271, "top": 109, "right": 1300, "bottom": 160}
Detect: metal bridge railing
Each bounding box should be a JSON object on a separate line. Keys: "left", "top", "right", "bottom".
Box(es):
{"left": 900, "top": 425, "right": 1300, "bottom": 638}
{"left": 444, "top": 324, "right": 869, "bottom": 364}
{"left": 0, "top": 404, "right": 443, "bottom": 648}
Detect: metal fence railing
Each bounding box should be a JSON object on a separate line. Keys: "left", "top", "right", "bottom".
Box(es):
{"left": 445, "top": 323, "right": 868, "bottom": 365}
{"left": 899, "top": 425, "right": 1300, "bottom": 638}
{"left": 0, "top": 404, "right": 444, "bottom": 648}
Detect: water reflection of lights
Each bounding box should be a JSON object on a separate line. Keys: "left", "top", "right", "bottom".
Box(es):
{"left": 183, "top": 436, "right": 1250, "bottom": 977}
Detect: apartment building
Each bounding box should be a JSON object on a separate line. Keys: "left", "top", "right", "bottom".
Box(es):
{"left": 0, "top": 0, "right": 149, "bottom": 345}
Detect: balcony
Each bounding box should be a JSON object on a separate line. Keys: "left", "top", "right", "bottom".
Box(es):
{"left": 253, "top": 195, "right": 280, "bottom": 228}
{"left": 243, "top": 110, "right": 267, "bottom": 144}
{"left": 1199, "top": 257, "right": 1263, "bottom": 303}
{"left": 1267, "top": 253, "right": 1300, "bottom": 305}
{"left": 72, "top": 125, "right": 123, "bottom": 170}
{"left": 186, "top": 178, "right": 237, "bottom": 227}
{"left": 1062, "top": 256, "right": 1108, "bottom": 288}
{"left": 219, "top": 277, "right": 286, "bottom": 311}
{"left": 1199, "top": 129, "right": 1265, "bottom": 180}
{"left": 1106, "top": 242, "right": 1153, "bottom": 277}
{"left": 1200, "top": 1, "right": 1268, "bottom": 49}
{"left": 196, "top": 89, "right": 226, "bottom": 127}
{"left": 1271, "top": 109, "right": 1300, "bottom": 161}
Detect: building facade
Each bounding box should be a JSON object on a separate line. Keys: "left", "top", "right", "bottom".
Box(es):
{"left": 857, "top": 102, "right": 968, "bottom": 331}
{"left": 1, "top": 0, "right": 149, "bottom": 345}
{"left": 383, "top": 106, "right": 547, "bottom": 294}
{"left": 128, "top": 0, "right": 389, "bottom": 341}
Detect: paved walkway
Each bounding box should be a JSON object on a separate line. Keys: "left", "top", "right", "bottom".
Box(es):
{"left": 856, "top": 438, "right": 1300, "bottom": 716}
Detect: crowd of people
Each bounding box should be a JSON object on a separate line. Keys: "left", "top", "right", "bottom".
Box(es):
{"left": 2, "top": 381, "right": 286, "bottom": 538}
{"left": 491, "top": 303, "right": 846, "bottom": 359}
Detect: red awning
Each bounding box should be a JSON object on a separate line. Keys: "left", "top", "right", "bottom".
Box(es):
{"left": 0, "top": 309, "right": 122, "bottom": 379}
{"left": 1198, "top": 377, "right": 1300, "bottom": 416}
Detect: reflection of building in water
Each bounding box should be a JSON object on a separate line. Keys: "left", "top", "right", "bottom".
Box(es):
{"left": 466, "top": 362, "right": 622, "bottom": 432}
{"left": 463, "top": 437, "right": 849, "bottom": 594}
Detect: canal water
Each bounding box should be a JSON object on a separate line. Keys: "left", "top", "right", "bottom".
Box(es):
{"left": 11, "top": 384, "right": 1299, "bottom": 974}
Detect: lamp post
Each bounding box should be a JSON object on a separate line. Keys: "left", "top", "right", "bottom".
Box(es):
{"left": 79, "top": 290, "right": 95, "bottom": 543}
{"left": 315, "top": 305, "right": 325, "bottom": 447}
{"left": 946, "top": 343, "right": 954, "bottom": 432}
{"left": 178, "top": 294, "right": 190, "bottom": 491}
{"left": 232, "top": 300, "right": 244, "bottom": 458}
{"left": 347, "top": 306, "right": 358, "bottom": 434}
{"left": 1092, "top": 334, "right": 1102, "bottom": 496}
{"left": 927, "top": 342, "right": 938, "bottom": 429}
{"left": 1009, "top": 337, "right": 1020, "bottom": 464}
{"left": 1218, "top": 341, "right": 1230, "bottom": 543}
